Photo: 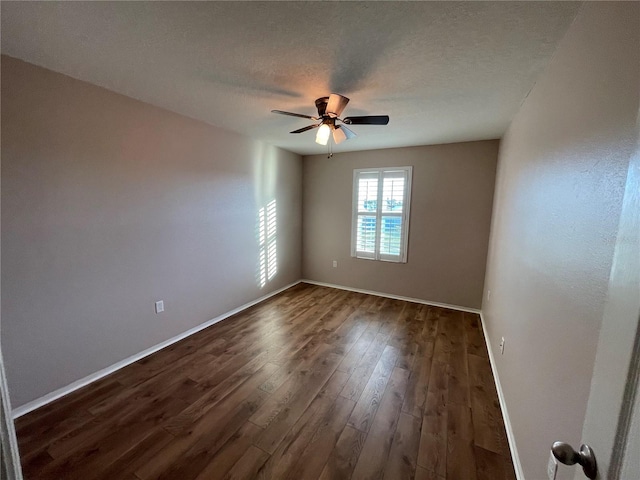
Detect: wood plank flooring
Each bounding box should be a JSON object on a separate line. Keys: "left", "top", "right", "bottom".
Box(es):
{"left": 15, "top": 283, "right": 515, "bottom": 480}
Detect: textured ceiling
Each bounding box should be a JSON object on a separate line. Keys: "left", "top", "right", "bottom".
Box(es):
{"left": 1, "top": 1, "right": 581, "bottom": 155}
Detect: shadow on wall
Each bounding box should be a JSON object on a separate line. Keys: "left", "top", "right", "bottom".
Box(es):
{"left": 253, "top": 144, "right": 280, "bottom": 289}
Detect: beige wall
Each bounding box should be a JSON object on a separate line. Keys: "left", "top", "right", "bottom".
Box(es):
{"left": 1, "top": 56, "right": 302, "bottom": 408}
{"left": 302, "top": 141, "right": 498, "bottom": 309}
{"left": 482, "top": 3, "right": 639, "bottom": 479}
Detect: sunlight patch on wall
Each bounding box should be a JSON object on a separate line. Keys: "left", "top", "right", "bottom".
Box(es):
{"left": 257, "top": 199, "right": 278, "bottom": 288}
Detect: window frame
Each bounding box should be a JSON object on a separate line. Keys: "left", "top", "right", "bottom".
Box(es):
{"left": 350, "top": 166, "right": 412, "bottom": 263}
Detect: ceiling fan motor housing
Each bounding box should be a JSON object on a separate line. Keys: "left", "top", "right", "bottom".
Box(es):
{"left": 315, "top": 97, "right": 329, "bottom": 117}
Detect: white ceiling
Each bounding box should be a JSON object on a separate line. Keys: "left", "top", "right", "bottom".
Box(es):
{"left": 1, "top": 1, "right": 581, "bottom": 155}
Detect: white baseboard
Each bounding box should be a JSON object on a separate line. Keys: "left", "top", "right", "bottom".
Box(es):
{"left": 301, "top": 279, "right": 481, "bottom": 314}
{"left": 479, "top": 312, "right": 524, "bottom": 480}
{"left": 12, "top": 280, "right": 302, "bottom": 419}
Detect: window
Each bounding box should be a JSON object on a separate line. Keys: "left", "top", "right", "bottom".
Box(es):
{"left": 351, "top": 167, "right": 412, "bottom": 262}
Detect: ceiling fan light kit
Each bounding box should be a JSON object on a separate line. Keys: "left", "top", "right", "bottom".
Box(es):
{"left": 315, "top": 124, "right": 332, "bottom": 145}
{"left": 332, "top": 125, "right": 348, "bottom": 145}
{"left": 272, "top": 93, "right": 390, "bottom": 151}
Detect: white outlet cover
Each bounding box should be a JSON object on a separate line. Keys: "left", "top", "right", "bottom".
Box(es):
{"left": 155, "top": 300, "right": 164, "bottom": 313}
{"left": 333, "top": 260, "right": 338, "bottom": 268}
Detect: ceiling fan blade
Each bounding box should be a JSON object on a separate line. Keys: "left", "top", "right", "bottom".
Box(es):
{"left": 290, "top": 124, "right": 320, "bottom": 134}
{"left": 272, "top": 110, "right": 319, "bottom": 120}
{"left": 333, "top": 125, "right": 357, "bottom": 144}
{"left": 343, "top": 115, "right": 389, "bottom": 125}
{"left": 326, "top": 94, "right": 350, "bottom": 117}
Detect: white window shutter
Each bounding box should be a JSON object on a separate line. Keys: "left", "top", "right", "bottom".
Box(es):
{"left": 351, "top": 167, "right": 412, "bottom": 263}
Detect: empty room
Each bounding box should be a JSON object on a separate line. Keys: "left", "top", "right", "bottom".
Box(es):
{"left": 1, "top": 2, "right": 638, "bottom": 480}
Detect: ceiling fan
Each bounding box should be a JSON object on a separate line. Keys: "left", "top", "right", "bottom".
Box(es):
{"left": 271, "top": 93, "right": 389, "bottom": 146}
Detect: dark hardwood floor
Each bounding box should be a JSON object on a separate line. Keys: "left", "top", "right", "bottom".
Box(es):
{"left": 15, "top": 283, "right": 515, "bottom": 479}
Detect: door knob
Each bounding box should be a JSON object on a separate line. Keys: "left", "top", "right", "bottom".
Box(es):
{"left": 551, "top": 442, "right": 597, "bottom": 479}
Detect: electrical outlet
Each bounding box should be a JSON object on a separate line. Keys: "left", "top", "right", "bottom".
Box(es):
{"left": 332, "top": 260, "right": 338, "bottom": 268}
{"left": 487, "top": 290, "right": 491, "bottom": 300}
{"left": 499, "top": 337, "right": 505, "bottom": 355}
{"left": 155, "top": 300, "right": 164, "bottom": 314}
